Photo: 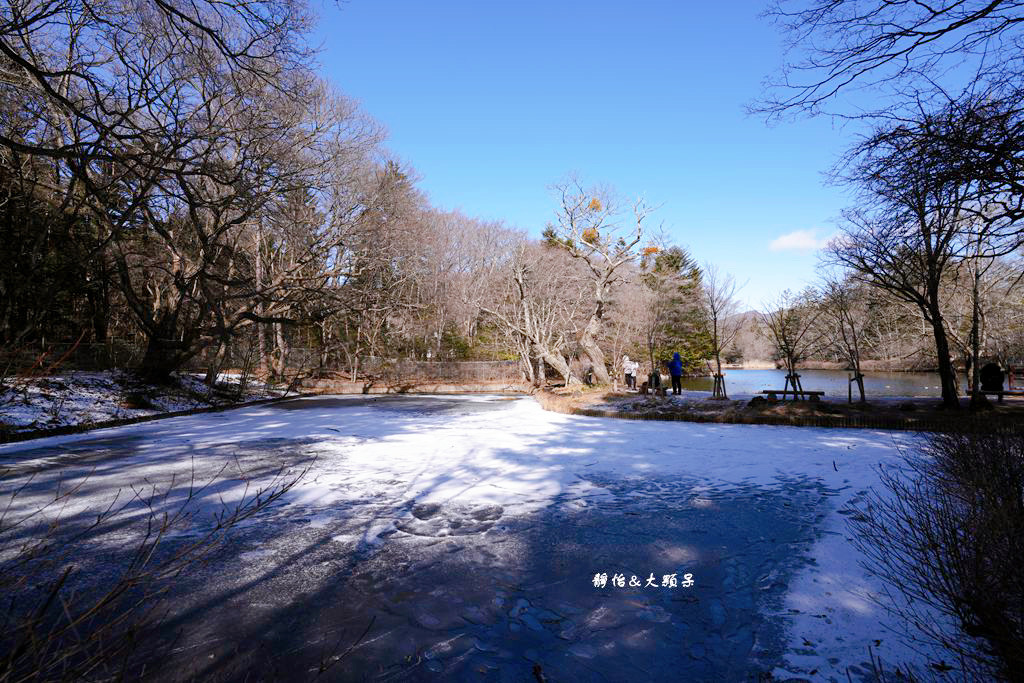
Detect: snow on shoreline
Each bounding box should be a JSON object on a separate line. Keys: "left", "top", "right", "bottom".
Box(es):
{"left": 0, "top": 371, "right": 284, "bottom": 432}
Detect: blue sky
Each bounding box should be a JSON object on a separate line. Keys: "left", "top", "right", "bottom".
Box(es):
{"left": 310, "top": 1, "right": 865, "bottom": 308}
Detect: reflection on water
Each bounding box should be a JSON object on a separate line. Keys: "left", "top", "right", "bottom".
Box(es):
{"left": 679, "top": 369, "right": 962, "bottom": 398}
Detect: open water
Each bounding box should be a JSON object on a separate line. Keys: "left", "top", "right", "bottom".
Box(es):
{"left": 678, "top": 368, "right": 964, "bottom": 398}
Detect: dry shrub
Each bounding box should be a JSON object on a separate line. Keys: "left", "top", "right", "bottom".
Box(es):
{"left": 531, "top": 390, "right": 577, "bottom": 415}
{"left": 849, "top": 429, "right": 1024, "bottom": 680}
{"left": 0, "top": 462, "right": 309, "bottom": 681}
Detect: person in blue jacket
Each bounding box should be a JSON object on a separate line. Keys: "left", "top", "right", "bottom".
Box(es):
{"left": 668, "top": 352, "right": 683, "bottom": 395}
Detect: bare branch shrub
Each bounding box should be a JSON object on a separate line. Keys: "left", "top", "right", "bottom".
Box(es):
{"left": 848, "top": 429, "right": 1024, "bottom": 680}
{"left": 0, "top": 461, "right": 309, "bottom": 680}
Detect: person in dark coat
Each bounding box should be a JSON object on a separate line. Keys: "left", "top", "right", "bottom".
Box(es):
{"left": 668, "top": 352, "right": 683, "bottom": 395}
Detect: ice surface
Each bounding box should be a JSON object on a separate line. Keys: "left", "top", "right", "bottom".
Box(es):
{"left": 0, "top": 394, "right": 947, "bottom": 680}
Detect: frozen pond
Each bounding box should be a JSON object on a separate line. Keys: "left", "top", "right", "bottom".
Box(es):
{"left": 0, "top": 395, "right": 944, "bottom": 681}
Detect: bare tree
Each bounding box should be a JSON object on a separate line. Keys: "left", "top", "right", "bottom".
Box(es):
{"left": 0, "top": 0, "right": 314, "bottom": 268}
{"left": 858, "top": 293, "right": 933, "bottom": 368}
{"left": 542, "top": 175, "right": 653, "bottom": 384}
{"left": 831, "top": 214, "right": 966, "bottom": 408}
{"left": 983, "top": 258, "right": 1024, "bottom": 365}
{"left": 631, "top": 274, "right": 665, "bottom": 388}
{"left": 760, "top": 289, "right": 823, "bottom": 399}
{"left": 940, "top": 243, "right": 1024, "bottom": 407}
{"left": 827, "top": 111, "right": 989, "bottom": 408}
{"left": 480, "top": 242, "right": 588, "bottom": 386}
{"left": 399, "top": 210, "right": 521, "bottom": 361}
{"left": 818, "top": 275, "right": 870, "bottom": 402}
{"left": 0, "top": 0, "right": 393, "bottom": 382}
{"left": 701, "top": 263, "right": 743, "bottom": 399}
{"left": 730, "top": 312, "right": 775, "bottom": 366}
{"left": 114, "top": 82, "right": 381, "bottom": 382}
{"left": 599, "top": 277, "right": 649, "bottom": 389}
{"left": 760, "top": 3, "right": 1024, "bottom": 261}
{"left": 0, "top": 0, "right": 313, "bottom": 165}
{"left": 759, "top": 0, "right": 1024, "bottom": 120}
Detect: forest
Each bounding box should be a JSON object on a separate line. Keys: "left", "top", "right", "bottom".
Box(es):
{"left": 1, "top": 0, "right": 1023, "bottom": 412}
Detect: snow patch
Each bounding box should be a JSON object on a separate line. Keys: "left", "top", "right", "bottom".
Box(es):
{"left": 0, "top": 371, "right": 283, "bottom": 431}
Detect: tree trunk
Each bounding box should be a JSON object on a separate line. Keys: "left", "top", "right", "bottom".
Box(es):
{"left": 204, "top": 340, "right": 228, "bottom": 385}
{"left": 713, "top": 353, "right": 727, "bottom": 400}
{"left": 255, "top": 229, "right": 268, "bottom": 378}
{"left": 579, "top": 315, "right": 610, "bottom": 384}
{"left": 521, "top": 353, "right": 535, "bottom": 385}
{"left": 138, "top": 312, "right": 182, "bottom": 383}
{"left": 928, "top": 306, "right": 960, "bottom": 409}
{"left": 711, "top": 320, "right": 727, "bottom": 399}
{"left": 273, "top": 322, "right": 288, "bottom": 377}
{"left": 318, "top": 323, "right": 329, "bottom": 371}
{"left": 969, "top": 263, "right": 985, "bottom": 409}
{"left": 518, "top": 336, "right": 535, "bottom": 385}
{"left": 851, "top": 332, "right": 865, "bottom": 403}
{"left": 647, "top": 331, "right": 656, "bottom": 384}
{"left": 535, "top": 344, "right": 574, "bottom": 385}
{"left": 86, "top": 280, "right": 109, "bottom": 343}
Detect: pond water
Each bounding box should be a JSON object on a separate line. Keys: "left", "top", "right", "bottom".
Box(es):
{"left": 678, "top": 368, "right": 962, "bottom": 398}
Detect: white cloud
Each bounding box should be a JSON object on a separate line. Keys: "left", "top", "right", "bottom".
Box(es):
{"left": 769, "top": 229, "right": 832, "bottom": 252}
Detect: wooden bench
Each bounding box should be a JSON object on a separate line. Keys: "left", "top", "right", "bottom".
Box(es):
{"left": 976, "top": 389, "right": 1024, "bottom": 404}
{"left": 761, "top": 389, "right": 825, "bottom": 402}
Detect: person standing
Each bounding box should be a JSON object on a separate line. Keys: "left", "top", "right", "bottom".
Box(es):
{"left": 622, "top": 355, "right": 638, "bottom": 390}
{"left": 668, "top": 352, "right": 683, "bottom": 396}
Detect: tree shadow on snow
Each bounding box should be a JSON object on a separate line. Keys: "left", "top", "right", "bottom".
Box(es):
{"left": 1, "top": 395, "right": 896, "bottom": 681}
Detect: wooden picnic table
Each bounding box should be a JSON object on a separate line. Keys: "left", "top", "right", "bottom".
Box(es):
{"left": 761, "top": 389, "right": 825, "bottom": 402}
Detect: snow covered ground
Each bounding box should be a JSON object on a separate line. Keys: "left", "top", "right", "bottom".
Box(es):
{"left": 0, "top": 395, "right": 951, "bottom": 680}
{"left": 0, "top": 371, "right": 284, "bottom": 432}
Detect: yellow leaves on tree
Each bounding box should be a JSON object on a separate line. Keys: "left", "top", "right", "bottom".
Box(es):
{"left": 642, "top": 246, "right": 660, "bottom": 256}
{"left": 587, "top": 197, "right": 602, "bottom": 212}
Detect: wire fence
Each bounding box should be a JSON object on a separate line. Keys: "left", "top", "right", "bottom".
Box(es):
{"left": 346, "top": 358, "right": 522, "bottom": 382}
{"left": 0, "top": 341, "right": 524, "bottom": 383}
{"left": 1, "top": 341, "right": 145, "bottom": 373}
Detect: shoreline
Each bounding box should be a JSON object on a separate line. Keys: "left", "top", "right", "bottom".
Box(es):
{"left": 1, "top": 378, "right": 530, "bottom": 444}
{"left": 533, "top": 387, "right": 1024, "bottom": 433}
